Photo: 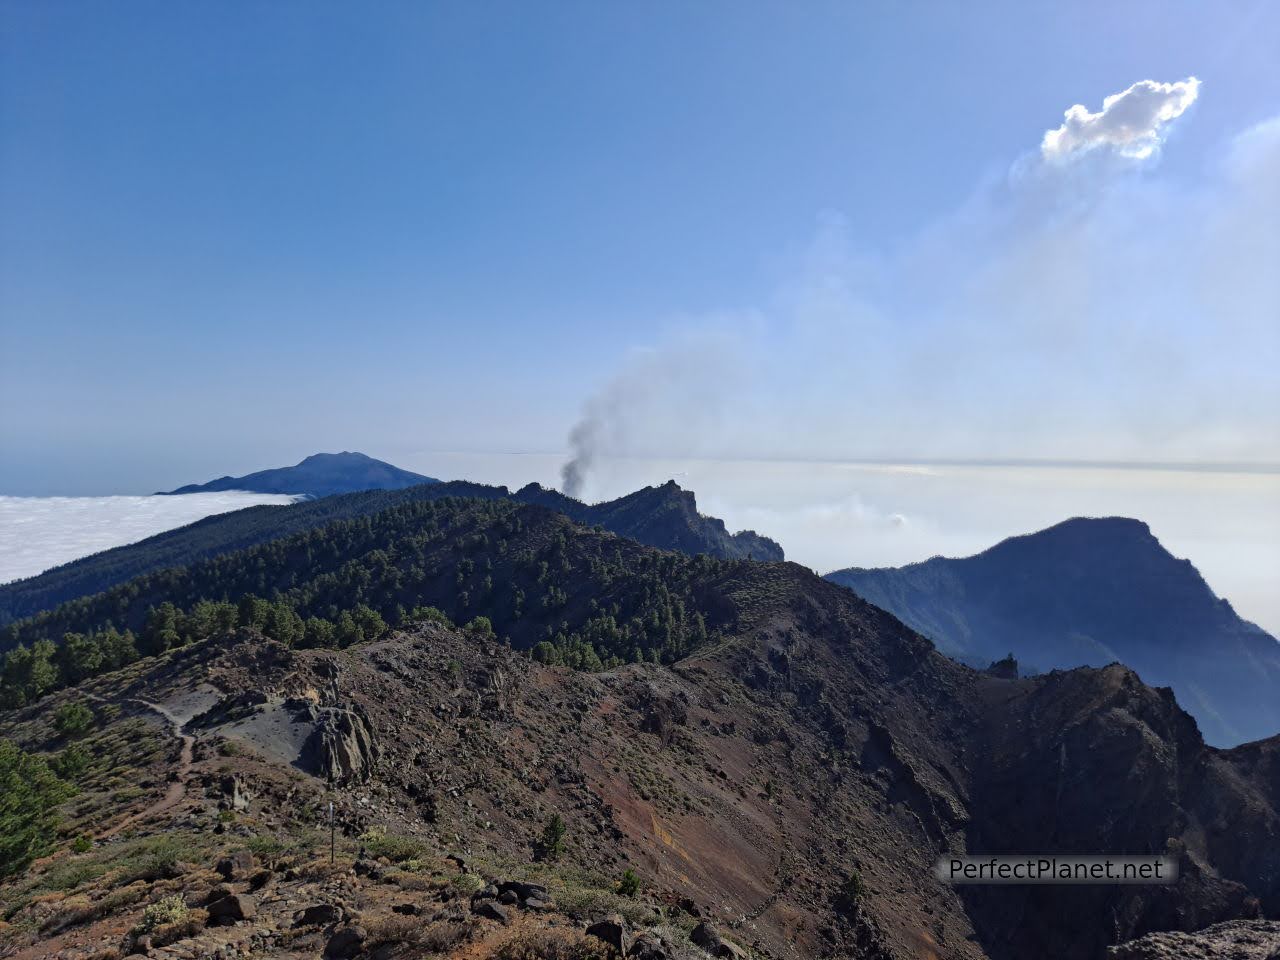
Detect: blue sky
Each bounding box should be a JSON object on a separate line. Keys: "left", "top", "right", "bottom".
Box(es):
{"left": 2, "top": 1, "right": 1279, "bottom": 495}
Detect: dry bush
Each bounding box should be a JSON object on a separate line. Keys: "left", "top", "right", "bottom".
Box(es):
{"left": 364, "top": 915, "right": 478, "bottom": 954}
{"left": 392, "top": 871, "right": 448, "bottom": 893}
{"left": 39, "top": 884, "right": 150, "bottom": 936}
{"left": 492, "top": 929, "right": 613, "bottom": 960}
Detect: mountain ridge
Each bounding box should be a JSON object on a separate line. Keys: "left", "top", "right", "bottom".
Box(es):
{"left": 826, "top": 515, "right": 1280, "bottom": 747}
{"left": 1, "top": 500, "right": 1275, "bottom": 959}
{"left": 0, "top": 480, "right": 782, "bottom": 631}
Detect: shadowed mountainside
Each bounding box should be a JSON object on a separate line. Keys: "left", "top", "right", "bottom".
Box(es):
{"left": 826, "top": 517, "right": 1280, "bottom": 747}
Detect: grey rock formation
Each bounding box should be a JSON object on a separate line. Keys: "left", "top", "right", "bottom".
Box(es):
{"left": 296, "top": 703, "right": 380, "bottom": 785}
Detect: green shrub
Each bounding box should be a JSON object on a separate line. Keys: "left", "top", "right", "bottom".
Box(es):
{"left": 53, "top": 701, "right": 95, "bottom": 738}
{"left": 410, "top": 606, "right": 453, "bottom": 627}
{"left": 449, "top": 872, "right": 485, "bottom": 895}
{"left": 112, "top": 834, "right": 202, "bottom": 885}
{"left": 617, "top": 868, "right": 641, "bottom": 897}
{"left": 39, "top": 857, "right": 108, "bottom": 892}
{"left": 245, "top": 834, "right": 286, "bottom": 860}
{"left": 0, "top": 739, "right": 76, "bottom": 877}
{"left": 359, "top": 828, "right": 427, "bottom": 863}
{"left": 135, "top": 895, "right": 188, "bottom": 933}
{"left": 465, "top": 616, "right": 496, "bottom": 640}
{"left": 835, "top": 869, "right": 867, "bottom": 915}
{"left": 535, "top": 814, "right": 566, "bottom": 862}
{"left": 52, "top": 742, "right": 92, "bottom": 782}
{"left": 71, "top": 835, "right": 93, "bottom": 854}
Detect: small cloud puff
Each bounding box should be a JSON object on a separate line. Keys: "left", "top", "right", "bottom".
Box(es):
{"left": 1042, "top": 78, "right": 1200, "bottom": 162}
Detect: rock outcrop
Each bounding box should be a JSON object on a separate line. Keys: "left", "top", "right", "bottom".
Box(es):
{"left": 1107, "top": 919, "right": 1280, "bottom": 958}
{"left": 297, "top": 703, "right": 380, "bottom": 785}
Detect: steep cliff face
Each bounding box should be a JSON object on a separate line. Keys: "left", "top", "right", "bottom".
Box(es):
{"left": 561, "top": 481, "right": 785, "bottom": 562}
{"left": 827, "top": 517, "right": 1280, "bottom": 747}
{"left": 959, "top": 664, "right": 1276, "bottom": 958}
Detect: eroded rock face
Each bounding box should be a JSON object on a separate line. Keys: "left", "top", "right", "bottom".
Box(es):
{"left": 1107, "top": 919, "right": 1280, "bottom": 958}
{"left": 297, "top": 703, "right": 380, "bottom": 785}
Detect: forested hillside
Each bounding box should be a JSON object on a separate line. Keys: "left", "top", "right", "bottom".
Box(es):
{"left": 1, "top": 497, "right": 747, "bottom": 708}
{"left": 0, "top": 481, "right": 781, "bottom": 629}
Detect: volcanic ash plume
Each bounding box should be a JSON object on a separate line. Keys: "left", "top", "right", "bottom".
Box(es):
{"left": 558, "top": 334, "right": 746, "bottom": 499}
{"left": 560, "top": 416, "right": 602, "bottom": 499}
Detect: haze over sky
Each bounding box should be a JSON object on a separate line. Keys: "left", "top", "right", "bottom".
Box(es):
{"left": 3, "top": 1, "right": 1280, "bottom": 495}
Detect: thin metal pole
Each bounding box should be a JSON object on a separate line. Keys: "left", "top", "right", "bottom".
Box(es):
{"left": 329, "top": 801, "right": 335, "bottom": 864}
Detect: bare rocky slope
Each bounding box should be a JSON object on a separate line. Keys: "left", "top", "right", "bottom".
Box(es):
{"left": 1106, "top": 919, "right": 1280, "bottom": 958}
{"left": 1, "top": 504, "right": 1277, "bottom": 960}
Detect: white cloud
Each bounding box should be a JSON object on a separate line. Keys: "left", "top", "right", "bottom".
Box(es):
{"left": 0, "top": 492, "right": 298, "bottom": 584}
{"left": 1041, "top": 78, "right": 1200, "bottom": 162}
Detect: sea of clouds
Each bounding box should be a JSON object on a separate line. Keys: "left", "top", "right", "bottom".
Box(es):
{"left": 0, "top": 492, "right": 298, "bottom": 584}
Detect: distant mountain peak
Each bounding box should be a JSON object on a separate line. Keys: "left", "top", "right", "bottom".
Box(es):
{"left": 827, "top": 517, "right": 1280, "bottom": 747}
{"left": 300, "top": 451, "right": 369, "bottom": 463}
{"left": 160, "top": 452, "right": 438, "bottom": 499}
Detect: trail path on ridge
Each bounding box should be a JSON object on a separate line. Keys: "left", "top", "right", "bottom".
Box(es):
{"left": 84, "top": 692, "right": 197, "bottom": 838}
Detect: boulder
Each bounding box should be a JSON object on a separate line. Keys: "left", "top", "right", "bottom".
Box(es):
{"left": 247, "top": 868, "right": 273, "bottom": 891}
{"left": 473, "top": 900, "right": 510, "bottom": 924}
{"left": 353, "top": 858, "right": 383, "bottom": 880}
{"left": 205, "top": 883, "right": 234, "bottom": 904}
{"left": 207, "top": 893, "right": 256, "bottom": 926}
{"left": 984, "top": 654, "right": 1019, "bottom": 680}
{"left": 431, "top": 903, "right": 467, "bottom": 923}
{"left": 691, "top": 922, "right": 721, "bottom": 952}
{"left": 690, "top": 921, "right": 745, "bottom": 958}
{"left": 587, "top": 914, "right": 629, "bottom": 954}
{"left": 499, "top": 880, "right": 549, "bottom": 902}
{"left": 497, "top": 889, "right": 519, "bottom": 905}
{"left": 295, "top": 903, "right": 344, "bottom": 927}
{"left": 324, "top": 924, "right": 368, "bottom": 959}
{"left": 630, "top": 930, "right": 675, "bottom": 960}
{"left": 215, "top": 850, "right": 254, "bottom": 882}
{"left": 219, "top": 773, "right": 252, "bottom": 811}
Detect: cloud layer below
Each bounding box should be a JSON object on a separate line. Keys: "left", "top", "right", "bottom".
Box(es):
{"left": 0, "top": 492, "right": 298, "bottom": 584}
